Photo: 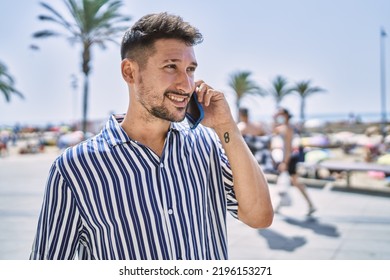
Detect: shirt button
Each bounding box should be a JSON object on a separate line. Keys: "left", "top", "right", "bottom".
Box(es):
{"left": 160, "top": 163, "right": 164, "bottom": 168}
{"left": 168, "top": 209, "right": 174, "bottom": 215}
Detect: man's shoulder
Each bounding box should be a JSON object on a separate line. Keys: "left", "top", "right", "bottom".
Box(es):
{"left": 56, "top": 133, "right": 104, "bottom": 166}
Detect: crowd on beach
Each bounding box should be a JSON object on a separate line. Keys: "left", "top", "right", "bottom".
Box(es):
{"left": 1, "top": 112, "right": 390, "bottom": 171}
{"left": 236, "top": 108, "right": 390, "bottom": 182}
{"left": 1, "top": 109, "right": 390, "bottom": 219}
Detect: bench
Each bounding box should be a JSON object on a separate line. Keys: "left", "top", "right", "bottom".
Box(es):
{"left": 298, "top": 160, "right": 390, "bottom": 187}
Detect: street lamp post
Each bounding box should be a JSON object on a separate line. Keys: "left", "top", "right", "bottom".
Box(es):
{"left": 70, "top": 74, "right": 78, "bottom": 128}
{"left": 380, "top": 27, "right": 387, "bottom": 136}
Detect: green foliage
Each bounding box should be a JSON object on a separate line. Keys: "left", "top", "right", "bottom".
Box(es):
{"left": 267, "top": 75, "right": 294, "bottom": 108}
{"left": 228, "top": 71, "right": 265, "bottom": 107}
{"left": 293, "top": 80, "right": 325, "bottom": 99}
{"left": 33, "top": 0, "right": 131, "bottom": 132}
{"left": 0, "top": 61, "right": 24, "bottom": 102}
{"left": 292, "top": 80, "right": 326, "bottom": 123}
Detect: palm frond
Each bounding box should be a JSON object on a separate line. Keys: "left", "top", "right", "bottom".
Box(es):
{"left": 292, "top": 79, "right": 326, "bottom": 125}
{"left": 268, "top": 75, "right": 293, "bottom": 106}
{"left": 293, "top": 80, "right": 326, "bottom": 98}
{"left": 32, "top": 30, "right": 62, "bottom": 38}
{"left": 32, "top": 0, "right": 131, "bottom": 132}
{"left": 0, "top": 61, "right": 24, "bottom": 102}
{"left": 228, "top": 71, "right": 265, "bottom": 101}
{"left": 39, "top": 1, "right": 73, "bottom": 29}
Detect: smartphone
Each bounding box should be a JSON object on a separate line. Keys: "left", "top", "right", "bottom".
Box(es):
{"left": 186, "top": 92, "right": 204, "bottom": 129}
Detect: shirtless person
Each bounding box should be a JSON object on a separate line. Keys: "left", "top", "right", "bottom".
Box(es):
{"left": 237, "top": 108, "right": 266, "bottom": 136}
{"left": 238, "top": 108, "right": 273, "bottom": 172}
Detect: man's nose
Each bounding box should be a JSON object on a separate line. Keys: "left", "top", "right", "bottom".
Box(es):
{"left": 176, "top": 71, "right": 194, "bottom": 93}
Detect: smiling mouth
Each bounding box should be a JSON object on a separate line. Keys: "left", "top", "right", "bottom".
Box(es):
{"left": 166, "top": 93, "right": 189, "bottom": 107}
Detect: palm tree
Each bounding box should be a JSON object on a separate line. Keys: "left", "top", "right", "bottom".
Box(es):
{"left": 228, "top": 70, "right": 266, "bottom": 109}
{"left": 267, "top": 75, "right": 294, "bottom": 108}
{"left": 32, "top": 0, "right": 131, "bottom": 133}
{"left": 0, "top": 61, "right": 24, "bottom": 102}
{"left": 292, "top": 80, "right": 326, "bottom": 125}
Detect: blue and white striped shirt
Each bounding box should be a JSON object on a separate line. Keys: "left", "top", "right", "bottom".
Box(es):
{"left": 30, "top": 115, "right": 238, "bottom": 260}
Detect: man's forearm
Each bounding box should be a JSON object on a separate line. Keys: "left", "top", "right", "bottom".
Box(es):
{"left": 214, "top": 124, "right": 273, "bottom": 228}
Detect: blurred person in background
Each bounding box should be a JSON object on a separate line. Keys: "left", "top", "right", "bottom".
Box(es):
{"left": 238, "top": 108, "right": 274, "bottom": 172}
{"left": 272, "top": 107, "right": 316, "bottom": 216}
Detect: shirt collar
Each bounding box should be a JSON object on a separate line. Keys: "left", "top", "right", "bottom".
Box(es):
{"left": 103, "top": 114, "right": 196, "bottom": 148}
{"left": 102, "top": 114, "right": 131, "bottom": 148}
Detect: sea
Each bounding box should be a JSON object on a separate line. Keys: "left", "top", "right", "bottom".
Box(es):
{"left": 303, "top": 112, "right": 384, "bottom": 123}
{"left": 255, "top": 112, "right": 389, "bottom": 125}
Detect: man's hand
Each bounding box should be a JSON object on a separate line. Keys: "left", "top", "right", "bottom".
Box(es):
{"left": 194, "top": 80, "right": 235, "bottom": 131}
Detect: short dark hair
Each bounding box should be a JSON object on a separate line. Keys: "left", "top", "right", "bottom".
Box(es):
{"left": 277, "top": 107, "right": 293, "bottom": 119}
{"left": 239, "top": 108, "right": 249, "bottom": 117}
{"left": 120, "top": 12, "right": 203, "bottom": 67}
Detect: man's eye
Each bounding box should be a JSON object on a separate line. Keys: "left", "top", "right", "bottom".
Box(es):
{"left": 187, "top": 67, "right": 196, "bottom": 73}
{"left": 166, "top": 64, "right": 176, "bottom": 69}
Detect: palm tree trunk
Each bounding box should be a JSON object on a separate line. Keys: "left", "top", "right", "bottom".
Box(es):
{"left": 300, "top": 97, "right": 306, "bottom": 134}
{"left": 81, "top": 73, "right": 89, "bottom": 134}
{"left": 81, "top": 44, "right": 91, "bottom": 134}
{"left": 300, "top": 98, "right": 304, "bottom": 123}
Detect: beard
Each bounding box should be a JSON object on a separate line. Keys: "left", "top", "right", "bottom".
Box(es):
{"left": 137, "top": 78, "right": 188, "bottom": 123}
{"left": 149, "top": 103, "right": 186, "bottom": 123}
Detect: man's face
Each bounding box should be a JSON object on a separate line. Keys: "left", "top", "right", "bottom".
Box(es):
{"left": 135, "top": 38, "right": 198, "bottom": 123}
{"left": 274, "top": 111, "right": 288, "bottom": 125}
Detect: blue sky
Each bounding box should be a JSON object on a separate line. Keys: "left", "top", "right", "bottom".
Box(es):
{"left": 1, "top": 0, "right": 390, "bottom": 127}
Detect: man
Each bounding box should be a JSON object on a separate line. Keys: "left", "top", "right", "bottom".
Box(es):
{"left": 237, "top": 107, "right": 266, "bottom": 137}
{"left": 272, "top": 107, "right": 316, "bottom": 216}
{"left": 30, "top": 12, "right": 273, "bottom": 260}
{"left": 237, "top": 108, "right": 273, "bottom": 172}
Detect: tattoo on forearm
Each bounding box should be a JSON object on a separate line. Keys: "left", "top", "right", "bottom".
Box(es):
{"left": 224, "top": 132, "right": 230, "bottom": 143}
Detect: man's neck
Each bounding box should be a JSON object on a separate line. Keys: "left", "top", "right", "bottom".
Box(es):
{"left": 120, "top": 113, "right": 170, "bottom": 157}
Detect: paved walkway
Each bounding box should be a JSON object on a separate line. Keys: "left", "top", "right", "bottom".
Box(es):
{"left": 1, "top": 149, "right": 390, "bottom": 260}
{"left": 228, "top": 184, "right": 390, "bottom": 259}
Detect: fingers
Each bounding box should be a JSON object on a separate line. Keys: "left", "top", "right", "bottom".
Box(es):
{"left": 195, "top": 80, "right": 220, "bottom": 106}
{"left": 195, "top": 80, "right": 209, "bottom": 102}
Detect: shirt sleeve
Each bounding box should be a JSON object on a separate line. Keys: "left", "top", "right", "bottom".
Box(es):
{"left": 30, "top": 160, "right": 82, "bottom": 260}
{"left": 218, "top": 139, "right": 239, "bottom": 219}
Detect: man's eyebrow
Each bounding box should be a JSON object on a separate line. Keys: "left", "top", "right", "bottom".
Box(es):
{"left": 163, "top": 59, "right": 198, "bottom": 67}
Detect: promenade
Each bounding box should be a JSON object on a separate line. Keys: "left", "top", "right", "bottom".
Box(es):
{"left": 1, "top": 147, "right": 390, "bottom": 260}
{"left": 228, "top": 185, "right": 390, "bottom": 260}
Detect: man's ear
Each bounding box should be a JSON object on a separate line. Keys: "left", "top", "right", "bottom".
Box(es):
{"left": 121, "top": 58, "right": 138, "bottom": 83}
